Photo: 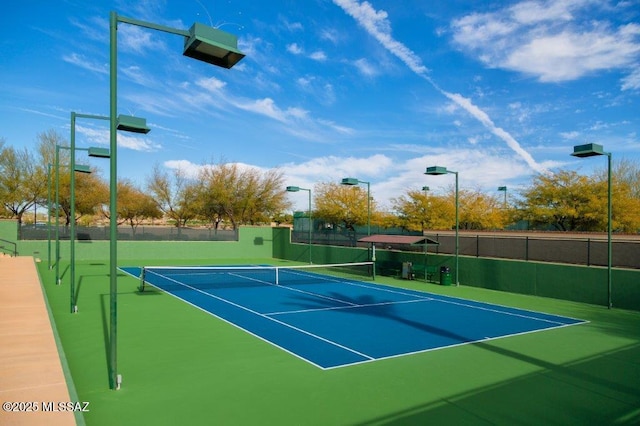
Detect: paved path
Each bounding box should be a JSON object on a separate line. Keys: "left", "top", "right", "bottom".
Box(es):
{"left": 0, "top": 256, "right": 76, "bottom": 426}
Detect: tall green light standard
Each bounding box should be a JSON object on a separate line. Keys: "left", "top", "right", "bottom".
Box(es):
{"left": 70, "top": 112, "right": 115, "bottom": 314}
{"left": 572, "top": 143, "right": 612, "bottom": 309}
{"left": 54, "top": 145, "right": 92, "bottom": 285}
{"left": 498, "top": 186, "right": 507, "bottom": 208}
{"left": 421, "top": 186, "right": 430, "bottom": 232}
{"left": 425, "top": 166, "right": 459, "bottom": 286}
{"left": 47, "top": 163, "right": 53, "bottom": 270}
{"left": 108, "top": 11, "right": 244, "bottom": 390}
{"left": 341, "top": 178, "right": 371, "bottom": 236}
{"left": 286, "top": 186, "right": 312, "bottom": 264}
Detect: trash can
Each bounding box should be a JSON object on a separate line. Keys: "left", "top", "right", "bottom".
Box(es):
{"left": 439, "top": 266, "right": 452, "bottom": 286}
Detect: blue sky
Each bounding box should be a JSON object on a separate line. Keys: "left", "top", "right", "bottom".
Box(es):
{"left": 1, "top": 0, "right": 639, "bottom": 211}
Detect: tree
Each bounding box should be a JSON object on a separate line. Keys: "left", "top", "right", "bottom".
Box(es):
{"left": 390, "top": 189, "right": 454, "bottom": 231}
{"left": 604, "top": 158, "right": 640, "bottom": 199}
{"left": 516, "top": 170, "right": 606, "bottom": 231}
{"left": 515, "top": 168, "right": 640, "bottom": 232}
{"left": 458, "top": 189, "right": 507, "bottom": 230}
{"left": 0, "top": 144, "right": 43, "bottom": 224}
{"left": 146, "top": 164, "right": 199, "bottom": 227}
{"left": 313, "top": 182, "right": 373, "bottom": 231}
{"left": 196, "top": 162, "right": 290, "bottom": 229}
{"left": 113, "top": 180, "right": 162, "bottom": 231}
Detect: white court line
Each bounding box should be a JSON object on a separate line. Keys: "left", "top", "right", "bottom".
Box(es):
{"left": 329, "top": 278, "right": 584, "bottom": 327}
{"left": 122, "top": 267, "right": 587, "bottom": 370}
{"left": 137, "top": 269, "right": 376, "bottom": 362}
{"left": 266, "top": 297, "right": 433, "bottom": 316}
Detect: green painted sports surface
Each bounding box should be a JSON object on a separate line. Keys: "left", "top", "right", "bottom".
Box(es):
{"left": 38, "top": 258, "right": 640, "bottom": 425}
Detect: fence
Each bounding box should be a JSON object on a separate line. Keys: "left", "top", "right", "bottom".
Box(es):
{"left": 19, "top": 224, "right": 238, "bottom": 242}
{"left": 291, "top": 230, "right": 640, "bottom": 269}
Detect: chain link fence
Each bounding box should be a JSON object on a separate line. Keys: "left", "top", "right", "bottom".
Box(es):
{"left": 292, "top": 230, "right": 640, "bottom": 269}
{"left": 20, "top": 225, "right": 238, "bottom": 242}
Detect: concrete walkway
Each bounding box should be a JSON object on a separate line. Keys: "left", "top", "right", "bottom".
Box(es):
{"left": 0, "top": 256, "right": 76, "bottom": 426}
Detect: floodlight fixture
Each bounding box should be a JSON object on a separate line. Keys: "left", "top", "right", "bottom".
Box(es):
{"left": 88, "top": 147, "right": 111, "bottom": 158}
{"left": 425, "top": 166, "right": 448, "bottom": 175}
{"left": 183, "top": 23, "right": 245, "bottom": 69}
{"left": 571, "top": 143, "right": 605, "bottom": 158}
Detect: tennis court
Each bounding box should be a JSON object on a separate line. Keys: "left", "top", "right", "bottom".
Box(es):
{"left": 121, "top": 263, "right": 586, "bottom": 369}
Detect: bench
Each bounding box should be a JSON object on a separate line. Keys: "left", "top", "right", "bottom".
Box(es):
{"left": 376, "top": 261, "right": 402, "bottom": 277}
{"left": 410, "top": 264, "right": 438, "bottom": 282}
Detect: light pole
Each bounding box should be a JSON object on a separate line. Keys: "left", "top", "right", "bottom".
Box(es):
{"left": 425, "top": 166, "right": 459, "bottom": 286}
{"left": 422, "top": 186, "right": 430, "bottom": 233}
{"left": 47, "top": 163, "right": 53, "bottom": 270}
{"left": 70, "top": 112, "right": 114, "bottom": 314}
{"left": 54, "top": 145, "right": 92, "bottom": 286}
{"left": 571, "top": 143, "right": 612, "bottom": 309}
{"left": 341, "top": 177, "right": 371, "bottom": 236}
{"left": 286, "top": 186, "right": 312, "bottom": 264}
{"left": 497, "top": 186, "right": 507, "bottom": 208}
{"left": 108, "top": 11, "right": 244, "bottom": 390}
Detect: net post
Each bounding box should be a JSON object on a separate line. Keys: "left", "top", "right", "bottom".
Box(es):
{"left": 275, "top": 267, "right": 279, "bottom": 285}
{"left": 139, "top": 267, "right": 145, "bottom": 292}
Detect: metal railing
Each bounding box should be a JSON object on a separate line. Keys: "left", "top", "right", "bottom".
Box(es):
{"left": 0, "top": 238, "right": 17, "bottom": 256}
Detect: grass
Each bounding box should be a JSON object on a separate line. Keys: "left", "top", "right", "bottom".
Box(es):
{"left": 39, "top": 258, "right": 640, "bottom": 425}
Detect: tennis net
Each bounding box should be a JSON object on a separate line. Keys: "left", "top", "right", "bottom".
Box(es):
{"left": 139, "top": 261, "right": 375, "bottom": 292}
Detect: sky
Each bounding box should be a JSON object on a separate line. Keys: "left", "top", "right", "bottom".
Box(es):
{"left": 1, "top": 0, "right": 639, "bottom": 212}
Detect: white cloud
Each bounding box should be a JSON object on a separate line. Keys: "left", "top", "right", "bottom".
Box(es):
{"left": 234, "top": 97, "right": 309, "bottom": 123}
{"left": 309, "top": 50, "right": 327, "bottom": 61}
{"left": 333, "top": 0, "right": 429, "bottom": 75}
{"left": 560, "top": 131, "right": 580, "bottom": 139}
{"left": 196, "top": 77, "right": 227, "bottom": 92}
{"left": 353, "top": 58, "right": 379, "bottom": 77}
{"left": 333, "top": 0, "right": 547, "bottom": 174}
{"left": 119, "top": 25, "right": 167, "bottom": 55}
{"left": 62, "top": 53, "right": 108, "bottom": 75}
{"left": 286, "top": 43, "right": 304, "bottom": 55}
{"left": 451, "top": 1, "right": 640, "bottom": 84}
{"left": 320, "top": 28, "right": 341, "bottom": 44}
{"left": 76, "top": 125, "right": 161, "bottom": 152}
{"left": 621, "top": 65, "right": 640, "bottom": 90}
{"left": 280, "top": 148, "right": 541, "bottom": 211}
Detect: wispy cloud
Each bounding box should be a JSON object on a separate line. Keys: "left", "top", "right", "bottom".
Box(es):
{"left": 333, "top": 0, "right": 548, "bottom": 174}
{"left": 76, "top": 125, "right": 161, "bottom": 152}
{"left": 287, "top": 43, "right": 304, "bottom": 55}
{"left": 62, "top": 53, "right": 108, "bottom": 75}
{"left": 451, "top": 0, "right": 640, "bottom": 85}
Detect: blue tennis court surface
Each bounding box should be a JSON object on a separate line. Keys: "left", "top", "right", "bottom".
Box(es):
{"left": 120, "top": 265, "right": 587, "bottom": 369}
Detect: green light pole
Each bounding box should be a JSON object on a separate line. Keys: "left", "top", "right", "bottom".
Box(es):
{"left": 421, "top": 186, "right": 430, "bottom": 233}
{"left": 70, "top": 112, "right": 112, "bottom": 314}
{"left": 47, "top": 163, "right": 53, "bottom": 270}
{"left": 571, "top": 143, "right": 612, "bottom": 309}
{"left": 425, "top": 166, "right": 459, "bottom": 286}
{"left": 286, "top": 186, "right": 312, "bottom": 264}
{"left": 497, "top": 186, "right": 507, "bottom": 208}
{"left": 341, "top": 177, "right": 371, "bottom": 236}
{"left": 108, "top": 11, "right": 244, "bottom": 390}
{"left": 54, "top": 145, "right": 92, "bottom": 286}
